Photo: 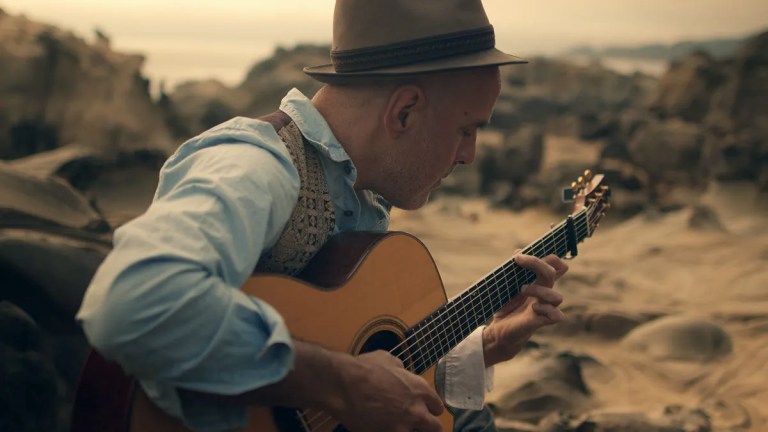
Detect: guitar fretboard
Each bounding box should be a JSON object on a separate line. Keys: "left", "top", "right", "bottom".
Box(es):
{"left": 395, "top": 209, "right": 589, "bottom": 374}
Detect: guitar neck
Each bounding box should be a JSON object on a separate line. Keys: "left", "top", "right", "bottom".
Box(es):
{"left": 395, "top": 208, "right": 590, "bottom": 374}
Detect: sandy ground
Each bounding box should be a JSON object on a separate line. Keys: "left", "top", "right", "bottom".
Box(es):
{"left": 389, "top": 182, "right": 768, "bottom": 431}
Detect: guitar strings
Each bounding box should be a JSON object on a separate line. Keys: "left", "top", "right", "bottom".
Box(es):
{"left": 302, "top": 208, "right": 601, "bottom": 431}
{"left": 390, "top": 203, "right": 603, "bottom": 369}
{"left": 302, "top": 223, "right": 584, "bottom": 432}
{"left": 390, "top": 207, "right": 594, "bottom": 361}
{"left": 301, "top": 207, "right": 601, "bottom": 430}
{"left": 302, "top": 203, "right": 604, "bottom": 430}
{"left": 302, "top": 223, "right": 591, "bottom": 430}
{"left": 394, "top": 206, "right": 604, "bottom": 372}
{"left": 389, "top": 218, "right": 589, "bottom": 371}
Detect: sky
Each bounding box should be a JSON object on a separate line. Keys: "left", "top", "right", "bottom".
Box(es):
{"left": 3, "top": 0, "right": 767, "bottom": 88}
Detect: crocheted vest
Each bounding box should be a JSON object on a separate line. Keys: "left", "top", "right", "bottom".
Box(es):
{"left": 254, "top": 111, "right": 336, "bottom": 276}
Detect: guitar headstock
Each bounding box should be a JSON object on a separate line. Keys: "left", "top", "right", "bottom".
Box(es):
{"left": 562, "top": 169, "right": 611, "bottom": 237}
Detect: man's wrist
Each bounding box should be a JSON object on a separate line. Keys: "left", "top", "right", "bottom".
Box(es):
{"left": 482, "top": 326, "right": 526, "bottom": 367}
{"left": 306, "top": 344, "right": 352, "bottom": 414}
{"left": 481, "top": 326, "right": 501, "bottom": 367}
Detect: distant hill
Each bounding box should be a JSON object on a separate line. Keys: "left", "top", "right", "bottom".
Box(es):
{"left": 567, "top": 33, "right": 759, "bottom": 60}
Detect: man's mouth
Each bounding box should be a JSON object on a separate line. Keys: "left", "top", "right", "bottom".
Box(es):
{"left": 443, "top": 163, "right": 459, "bottom": 179}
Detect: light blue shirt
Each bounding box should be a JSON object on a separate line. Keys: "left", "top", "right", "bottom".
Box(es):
{"left": 77, "top": 89, "right": 487, "bottom": 431}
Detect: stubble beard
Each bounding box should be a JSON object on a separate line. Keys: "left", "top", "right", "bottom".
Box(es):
{"left": 374, "top": 152, "right": 434, "bottom": 211}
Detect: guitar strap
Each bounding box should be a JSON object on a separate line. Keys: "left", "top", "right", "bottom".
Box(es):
{"left": 253, "top": 110, "right": 336, "bottom": 276}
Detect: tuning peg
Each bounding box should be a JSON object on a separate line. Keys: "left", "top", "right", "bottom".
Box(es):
{"left": 571, "top": 181, "right": 579, "bottom": 191}
{"left": 577, "top": 176, "right": 585, "bottom": 186}
{"left": 584, "top": 169, "right": 593, "bottom": 180}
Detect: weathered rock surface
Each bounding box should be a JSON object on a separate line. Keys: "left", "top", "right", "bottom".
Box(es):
{"left": 166, "top": 45, "right": 328, "bottom": 136}
{"left": 8, "top": 146, "right": 165, "bottom": 227}
{"left": 608, "top": 31, "right": 768, "bottom": 202}
{"left": 0, "top": 163, "right": 107, "bottom": 232}
{"left": 497, "top": 57, "right": 657, "bottom": 139}
{"left": 650, "top": 51, "right": 725, "bottom": 123}
{"left": 0, "top": 9, "right": 174, "bottom": 159}
{"left": 621, "top": 316, "right": 733, "bottom": 362}
{"left": 488, "top": 350, "right": 595, "bottom": 423}
{"left": 0, "top": 302, "right": 85, "bottom": 432}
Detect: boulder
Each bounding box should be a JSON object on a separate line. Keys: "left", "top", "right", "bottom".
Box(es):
{"left": 650, "top": 51, "right": 725, "bottom": 122}
{"left": 9, "top": 147, "right": 165, "bottom": 227}
{"left": 621, "top": 316, "right": 733, "bottom": 362}
{"left": 163, "top": 79, "right": 240, "bottom": 137}
{"left": 488, "top": 350, "right": 594, "bottom": 424}
{"left": 500, "top": 57, "right": 656, "bottom": 138}
{"left": 480, "top": 126, "right": 545, "bottom": 203}
{"left": 627, "top": 118, "right": 704, "bottom": 185}
{"left": 166, "top": 45, "right": 329, "bottom": 137}
{"left": 0, "top": 302, "right": 84, "bottom": 432}
{"left": 687, "top": 205, "right": 726, "bottom": 231}
{"left": 0, "top": 10, "right": 174, "bottom": 159}
{"left": 0, "top": 163, "right": 107, "bottom": 232}
{"left": 706, "top": 31, "right": 768, "bottom": 133}
{"left": 0, "top": 230, "right": 110, "bottom": 327}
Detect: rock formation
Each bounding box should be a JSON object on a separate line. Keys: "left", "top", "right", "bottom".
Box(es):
{"left": 0, "top": 9, "right": 175, "bottom": 160}
{"left": 166, "top": 45, "right": 328, "bottom": 137}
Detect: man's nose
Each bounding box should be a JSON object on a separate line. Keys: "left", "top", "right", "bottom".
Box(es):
{"left": 456, "top": 138, "right": 477, "bottom": 165}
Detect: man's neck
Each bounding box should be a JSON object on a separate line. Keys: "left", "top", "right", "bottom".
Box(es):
{"left": 311, "top": 86, "right": 384, "bottom": 192}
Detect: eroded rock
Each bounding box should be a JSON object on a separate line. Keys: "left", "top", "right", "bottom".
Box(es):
{"left": 621, "top": 316, "right": 732, "bottom": 362}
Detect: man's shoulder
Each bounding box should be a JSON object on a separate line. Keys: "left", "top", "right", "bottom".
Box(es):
{"left": 196, "top": 116, "right": 285, "bottom": 147}
{"left": 168, "top": 116, "right": 293, "bottom": 167}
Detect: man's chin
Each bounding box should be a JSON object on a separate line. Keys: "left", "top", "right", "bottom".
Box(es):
{"left": 390, "top": 191, "right": 432, "bottom": 211}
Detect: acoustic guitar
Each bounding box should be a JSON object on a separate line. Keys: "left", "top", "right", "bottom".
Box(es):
{"left": 71, "top": 170, "right": 610, "bottom": 432}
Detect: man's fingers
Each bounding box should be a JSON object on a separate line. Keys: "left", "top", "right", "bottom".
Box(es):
{"left": 413, "top": 407, "right": 443, "bottom": 432}
{"left": 421, "top": 384, "right": 444, "bottom": 416}
{"left": 494, "top": 294, "right": 528, "bottom": 318}
{"left": 515, "top": 254, "right": 557, "bottom": 287}
{"left": 521, "top": 284, "right": 563, "bottom": 306}
{"left": 362, "top": 350, "right": 404, "bottom": 368}
{"left": 532, "top": 302, "right": 566, "bottom": 322}
{"left": 543, "top": 254, "right": 569, "bottom": 279}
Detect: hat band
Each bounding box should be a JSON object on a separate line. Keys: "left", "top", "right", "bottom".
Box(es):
{"left": 331, "top": 26, "right": 495, "bottom": 73}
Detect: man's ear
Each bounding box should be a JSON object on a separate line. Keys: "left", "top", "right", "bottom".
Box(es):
{"left": 383, "top": 85, "right": 425, "bottom": 138}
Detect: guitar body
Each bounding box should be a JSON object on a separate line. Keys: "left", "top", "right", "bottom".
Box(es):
{"left": 72, "top": 232, "right": 455, "bottom": 432}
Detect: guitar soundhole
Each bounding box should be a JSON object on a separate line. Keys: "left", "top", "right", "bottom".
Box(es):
{"left": 273, "top": 407, "right": 308, "bottom": 431}
{"left": 273, "top": 330, "right": 405, "bottom": 431}
{"left": 359, "top": 329, "right": 403, "bottom": 356}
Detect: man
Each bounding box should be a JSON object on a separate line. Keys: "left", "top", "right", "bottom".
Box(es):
{"left": 77, "top": 1, "right": 568, "bottom": 431}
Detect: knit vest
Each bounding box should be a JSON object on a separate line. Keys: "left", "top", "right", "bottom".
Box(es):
{"left": 253, "top": 110, "right": 336, "bottom": 276}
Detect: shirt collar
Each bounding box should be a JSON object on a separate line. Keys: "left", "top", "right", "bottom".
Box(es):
{"left": 279, "top": 88, "right": 352, "bottom": 163}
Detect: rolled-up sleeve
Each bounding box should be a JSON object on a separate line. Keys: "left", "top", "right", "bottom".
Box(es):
{"left": 76, "top": 122, "right": 300, "bottom": 430}
{"left": 436, "top": 326, "right": 494, "bottom": 411}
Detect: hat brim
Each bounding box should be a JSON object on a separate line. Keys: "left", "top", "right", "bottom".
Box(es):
{"left": 303, "top": 48, "right": 527, "bottom": 84}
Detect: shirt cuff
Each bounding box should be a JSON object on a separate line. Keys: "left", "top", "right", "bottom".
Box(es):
{"left": 436, "top": 326, "right": 494, "bottom": 410}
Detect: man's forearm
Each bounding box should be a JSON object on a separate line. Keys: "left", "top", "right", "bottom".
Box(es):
{"left": 180, "top": 340, "right": 446, "bottom": 432}
{"left": 181, "top": 340, "right": 351, "bottom": 413}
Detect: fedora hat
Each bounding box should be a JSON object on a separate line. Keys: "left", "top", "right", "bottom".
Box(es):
{"left": 304, "top": 0, "right": 526, "bottom": 83}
